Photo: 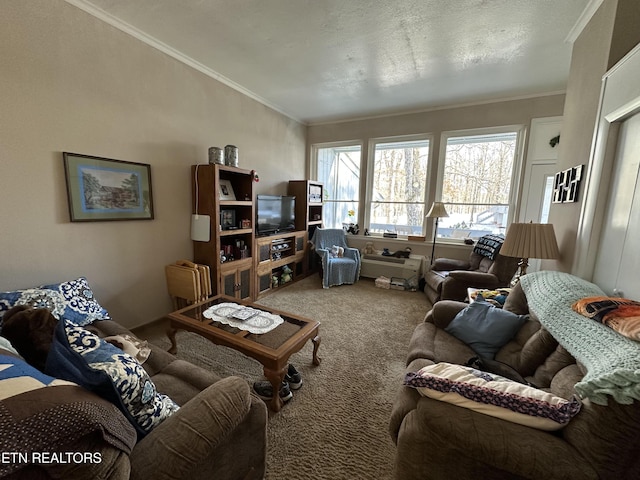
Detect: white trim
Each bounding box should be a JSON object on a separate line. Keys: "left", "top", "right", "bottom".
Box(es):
{"left": 565, "top": 0, "right": 605, "bottom": 44}
{"left": 365, "top": 134, "right": 434, "bottom": 237}
{"left": 63, "top": 0, "right": 302, "bottom": 124}
{"left": 435, "top": 125, "right": 527, "bottom": 235}
{"left": 573, "top": 42, "right": 640, "bottom": 279}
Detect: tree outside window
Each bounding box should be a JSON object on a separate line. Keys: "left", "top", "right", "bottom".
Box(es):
{"left": 368, "top": 139, "right": 429, "bottom": 236}
{"left": 438, "top": 132, "right": 518, "bottom": 240}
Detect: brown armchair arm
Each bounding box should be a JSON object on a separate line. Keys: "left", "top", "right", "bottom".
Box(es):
{"left": 130, "top": 376, "right": 253, "bottom": 480}
{"left": 429, "top": 300, "right": 469, "bottom": 329}
{"left": 432, "top": 258, "right": 470, "bottom": 271}
{"left": 440, "top": 271, "right": 500, "bottom": 301}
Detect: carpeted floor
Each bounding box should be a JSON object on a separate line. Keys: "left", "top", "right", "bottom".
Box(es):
{"left": 147, "top": 275, "right": 430, "bottom": 480}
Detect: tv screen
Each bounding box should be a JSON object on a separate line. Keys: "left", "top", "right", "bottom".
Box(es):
{"left": 256, "top": 195, "right": 296, "bottom": 235}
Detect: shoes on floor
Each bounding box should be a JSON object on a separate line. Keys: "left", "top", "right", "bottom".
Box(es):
{"left": 285, "top": 364, "right": 303, "bottom": 390}
{"left": 253, "top": 380, "right": 293, "bottom": 403}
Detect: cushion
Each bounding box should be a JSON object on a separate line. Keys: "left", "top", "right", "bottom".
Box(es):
{"left": 0, "top": 277, "right": 110, "bottom": 326}
{"left": 404, "top": 362, "right": 582, "bottom": 431}
{"left": 445, "top": 296, "right": 526, "bottom": 359}
{"left": 472, "top": 234, "right": 505, "bottom": 260}
{"left": 45, "top": 319, "right": 179, "bottom": 437}
{"left": 0, "top": 349, "right": 136, "bottom": 477}
{"left": 572, "top": 296, "right": 640, "bottom": 341}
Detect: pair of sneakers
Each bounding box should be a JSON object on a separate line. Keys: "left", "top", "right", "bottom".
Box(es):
{"left": 253, "top": 364, "right": 302, "bottom": 403}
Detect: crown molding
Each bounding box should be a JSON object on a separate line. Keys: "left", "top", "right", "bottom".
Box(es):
{"left": 565, "top": 0, "right": 605, "bottom": 44}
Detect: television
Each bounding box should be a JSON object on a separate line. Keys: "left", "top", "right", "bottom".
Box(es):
{"left": 256, "top": 195, "right": 296, "bottom": 236}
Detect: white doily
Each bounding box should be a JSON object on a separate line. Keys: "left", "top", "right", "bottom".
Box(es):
{"left": 202, "top": 302, "right": 284, "bottom": 334}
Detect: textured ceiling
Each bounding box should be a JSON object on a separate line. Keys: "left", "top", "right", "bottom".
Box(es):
{"left": 66, "top": 0, "right": 594, "bottom": 124}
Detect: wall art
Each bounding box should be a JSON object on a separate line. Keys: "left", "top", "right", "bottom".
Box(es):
{"left": 63, "top": 152, "right": 154, "bottom": 222}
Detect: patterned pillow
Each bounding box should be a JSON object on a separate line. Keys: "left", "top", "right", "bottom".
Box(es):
{"left": 572, "top": 296, "right": 640, "bottom": 341}
{"left": 45, "top": 320, "right": 179, "bottom": 437}
{"left": 405, "top": 363, "right": 581, "bottom": 431}
{"left": 472, "top": 234, "right": 505, "bottom": 260}
{"left": 0, "top": 277, "right": 110, "bottom": 326}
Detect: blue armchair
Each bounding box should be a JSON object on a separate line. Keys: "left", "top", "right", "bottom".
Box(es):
{"left": 310, "top": 228, "right": 361, "bottom": 288}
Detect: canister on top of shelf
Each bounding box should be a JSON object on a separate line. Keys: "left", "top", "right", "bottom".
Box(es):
{"left": 208, "top": 147, "right": 224, "bottom": 165}
{"left": 225, "top": 145, "right": 238, "bottom": 167}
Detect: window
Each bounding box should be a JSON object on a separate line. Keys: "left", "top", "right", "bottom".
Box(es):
{"left": 437, "top": 130, "right": 521, "bottom": 240}
{"left": 367, "top": 137, "right": 430, "bottom": 236}
{"left": 314, "top": 143, "right": 361, "bottom": 229}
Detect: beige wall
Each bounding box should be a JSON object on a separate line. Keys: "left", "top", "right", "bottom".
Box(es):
{"left": 0, "top": 0, "right": 306, "bottom": 328}
{"left": 545, "top": 0, "right": 640, "bottom": 273}
{"left": 307, "top": 95, "right": 566, "bottom": 262}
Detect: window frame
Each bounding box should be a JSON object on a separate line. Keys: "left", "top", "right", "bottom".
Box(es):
{"left": 364, "top": 134, "right": 433, "bottom": 238}
{"left": 433, "top": 125, "right": 526, "bottom": 242}
{"left": 310, "top": 140, "right": 364, "bottom": 229}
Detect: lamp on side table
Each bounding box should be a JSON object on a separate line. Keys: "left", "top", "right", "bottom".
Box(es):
{"left": 500, "top": 222, "right": 560, "bottom": 286}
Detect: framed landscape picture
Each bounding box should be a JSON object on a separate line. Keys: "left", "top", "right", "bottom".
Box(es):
{"left": 63, "top": 152, "right": 154, "bottom": 222}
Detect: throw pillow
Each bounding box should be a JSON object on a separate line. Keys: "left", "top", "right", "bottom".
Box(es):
{"left": 472, "top": 234, "right": 505, "bottom": 260}
{"left": 45, "top": 319, "right": 179, "bottom": 437}
{"left": 0, "top": 277, "right": 110, "bottom": 326}
{"left": 445, "top": 296, "right": 526, "bottom": 359}
{"left": 405, "top": 363, "right": 582, "bottom": 431}
{"left": 572, "top": 296, "right": 640, "bottom": 341}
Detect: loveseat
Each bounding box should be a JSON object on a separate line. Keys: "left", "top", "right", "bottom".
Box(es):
{"left": 0, "top": 278, "right": 267, "bottom": 480}
{"left": 390, "top": 271, "right": 640, "bottom": 479}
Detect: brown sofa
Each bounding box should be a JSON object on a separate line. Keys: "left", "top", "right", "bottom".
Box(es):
{"left": 423, "top": 250, "right": 519, "bottom": 304}
{"left": 1, "top": 317, "right": 268, "bottom": 480}
{"left": 390, "top": 281, "right": 640, "bottom": 480}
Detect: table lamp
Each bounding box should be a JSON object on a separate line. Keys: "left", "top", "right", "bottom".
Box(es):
{"left": 425, "top": 202, "right": 449, "bottom": 265}
{"left": 500, "top": 222, "right": 560, "bottom": 285}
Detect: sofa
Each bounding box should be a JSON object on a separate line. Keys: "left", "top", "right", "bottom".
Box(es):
{"left": 423, "top": 237, "right": 519, "bottom": 304}
{"left": 391, "top": 271, "right": 640, "bottom": 479}
{"left": 0, "top": 278, "right": 267, "bottom": 480}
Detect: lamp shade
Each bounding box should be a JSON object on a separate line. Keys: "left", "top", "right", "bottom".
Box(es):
{"left": 500, "top": 222, "right": 560, "bottom": 260}
{"left": 426, "top": 202, "right": 449, "bottom": 218}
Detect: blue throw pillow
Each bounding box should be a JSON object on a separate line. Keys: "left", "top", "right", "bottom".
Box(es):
{"left": 45, "top": 319, "right": 179, "bottom": 437}
{"left": 0, "top": 277, "right": 110, "bottom": 326}
{"left": 445, "top": 296, "right": 527, "bottom": 359}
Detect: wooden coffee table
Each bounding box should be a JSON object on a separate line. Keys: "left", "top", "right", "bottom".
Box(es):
{"left": 166, "top": 294, "right": 321, "bottom": 412}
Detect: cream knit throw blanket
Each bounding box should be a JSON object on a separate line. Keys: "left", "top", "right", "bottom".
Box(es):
{"left": 520, "top": 271, "right": 640, "bottom": 405}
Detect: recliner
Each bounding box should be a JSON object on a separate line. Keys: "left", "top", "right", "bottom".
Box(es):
{"left": 423, "top": 236, "right": 519, "bottom": 304}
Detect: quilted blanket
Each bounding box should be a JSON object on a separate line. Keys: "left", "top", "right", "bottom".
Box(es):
{"left": 0, "top": 350, "right": 136, "bottom": 476}
{"left": 520, "top": 271, "right": 640, "bottom": 405}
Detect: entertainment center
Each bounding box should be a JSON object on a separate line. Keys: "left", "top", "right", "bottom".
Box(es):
{"left": 191, "top": 164, "right": 323, "bottom": 300}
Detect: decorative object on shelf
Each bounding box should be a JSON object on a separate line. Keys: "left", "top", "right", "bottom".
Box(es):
{"left": 218, "top": 179, "right": 236, "bottom": 200}
{"left": 251, "top": 169, "right": 260, "bottom": 182}
{"left": 500, "top": 222, "right": 560, "bottom": 286}
{"left": 220, "top": 209, "right": 236, "bottom": 230}
{"left": 363, "top": 242, "right": 375, "bottom": 255}
{"left": 280, "top": 265, "right": 293, "bottom": 284}
{"left": 309, "top": 185, "right": 322, "bottom": 202}
{"left": 241, "top": 219, "right": 251, "bottom": 229}
{"left": 425, "top": 202, "right": 449, "bottom": 265}
{"left": 62, "top": 152, "right": 154, "bottom": 222}
{"left": 552, "top": 165, "right": 583, "bottom": 203}
{"left": 208, "top": 147, "right": 224, "bottom": 165}
{"left": 224, "top": 145, "right": 238, "bottom": 167}
{"left": 549, "top": 135, "right": 560, "bottom": 148}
